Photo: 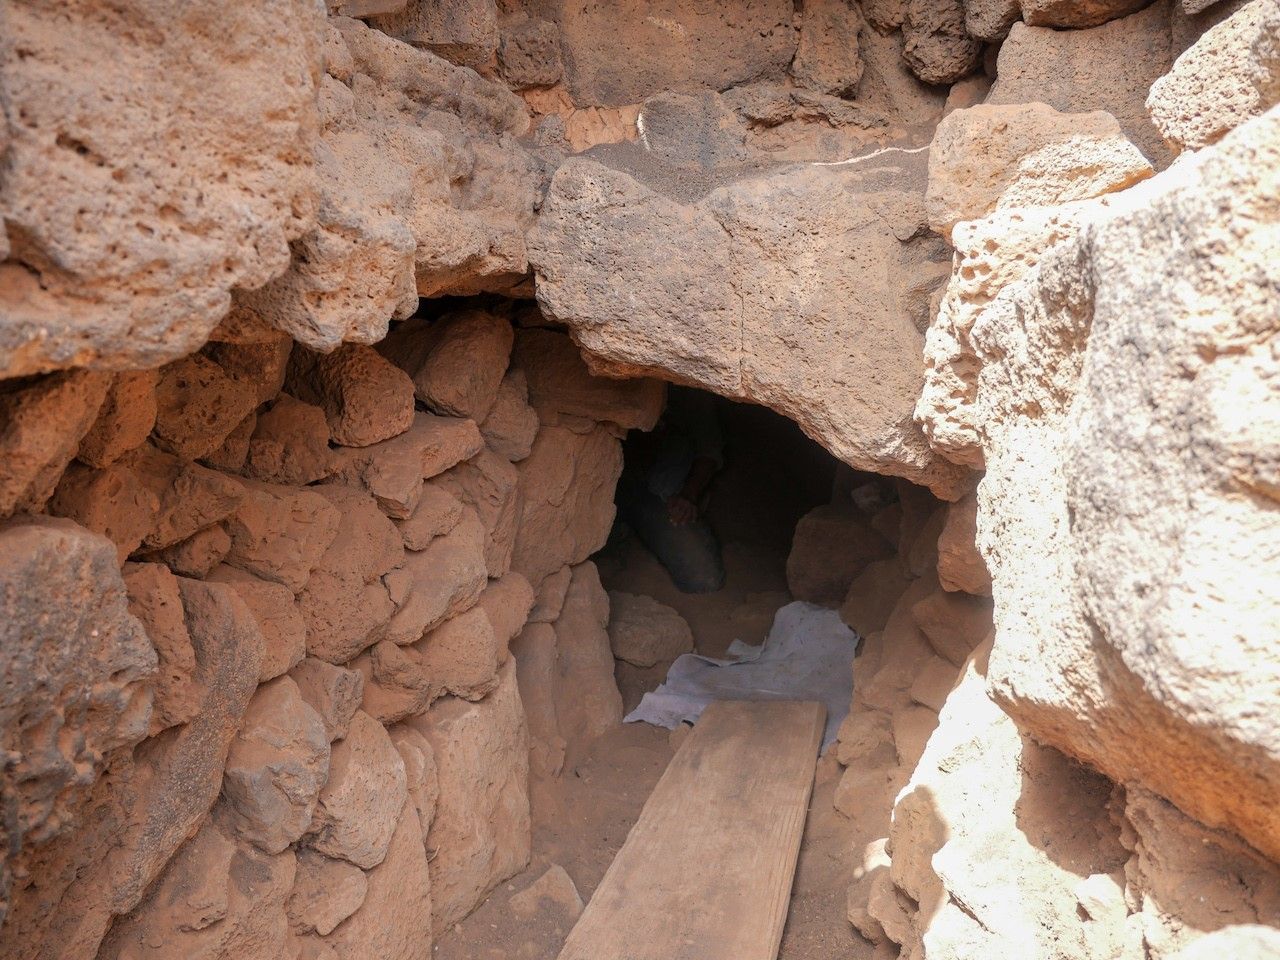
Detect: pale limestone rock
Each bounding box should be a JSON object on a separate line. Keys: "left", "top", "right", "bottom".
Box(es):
{"left": 607, "top": 592, "right": 695, "bottom": 668}
{"left": 511, "top": 422, "right": 623, "bottom": 588}
{"left": 907, "top": 656, "right": 960, "bottom": 712}
{"left": 221, "top": 677, "right": 330, "bottom": 855}
{"left": 77, "top": 371, "right": 158, "bottom": 468}
{"left": 987, "top": 2, "right": 1176, "bottom": 162}
{"left": 243, "top": 395, "right": 333, "bottom": 486}
{"left": 306, "top": 711, "right": 407, "bottom": 870}
{"left": 511, "top": 328, "right": 664, "bottom": 431}
{"left": 224, "top": 483, "right": 342, "bottom": 594}
{"left": 378, "top": 310, "right": 514, "bottom": 421}
{"left": 0, "top": 0, "right": 323, "bottom": 377}
{"left": 297, "top": 484, "right": 403, "bottom": 664}
{"left": 1147, "top": 0, "right": 1280, "bottom": 153}
{"left": 286, "top": 345, "right": 416, "bottom": 449}
{"left": 926, "top": 103, "right": 1153, "bottom": 240}
{"left": 936, "top": 493, "right": 991, "bottom": 595}
{"left": 48, "top": 462, "right": 159, "bottom": 564}
{"left": 975, "top": 109, "right": 1280, "bottom": 860}
{"left": 287, "top": 849, "right": 368, "bottom": 937}
{"left": 1167, "top": 927, "right": 1280, "bottom": 960}
{"left": 480, "top": 370, "right": 540, "bottom": 462}
{"left": 0, "top": 370, "right": 111, "bottom": 519}
{"left": 529, "top": 152, "right": 970, "bottom": 498}
{"left": 290, "top": 658, "right": 366, "bottom": 743}
{"left": 412, "top": 660, "right": 530, "bottom": 933}
{"left": 787, "top": 505, "right": 895, "bottom": 604}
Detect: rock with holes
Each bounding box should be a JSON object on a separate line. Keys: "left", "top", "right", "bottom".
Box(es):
{"left": 435, "top": 448, "right": 521, "bottom": 577}
{"left": 937, "top": 493, "right": 991, "bottom": 595}
{"left": 151, "top": 354, "right": 260, "bottom": 461}
{"left": 290, "top": 657, "right": 365, "bottom": 743}
{"left": 1147, "top": 0, "right": 1280, "bottom": 154}
{"left": 383, "top": 510, "right": 488, "bottom": 646}
{"left": 207, "top": 565, "right": 308, "bottom": 681}
{"left": 78, "top": 371, "right": 159, "bottom": 467}
{"left": 224, "top": 483, "right": 341, "bottom": 594}
{"left": 125, "top": 444, "right": 246, "bottom": 550}
{"left": 901, "top": 0, "right": 982, "bottom": 86}
{"left": 792, "top": 0, "right": 865, "bottom": 97}
{"left": 243, "top": 395, "right": 333, "bottom": 486}
{"left": 287, "top": 849, "right": 368, "bottom": 937}
{"left": 286, "top": 345, "right": 416, "bottom": 448}
{"left": 122, "top": 562, "right": 198, "bottom": 734}
{"left": 1021, "top": 0, "right": 1153, "bottom": 27}
{"left": 368, "top": 0, "right": 499, "bottom": 68}
{"left": 48, "top": 462, "right": 159, "bottom": 565}
{"left": 394, "top": 482, "right": 465, "bottom": 550}
{"left": 0, "top": 370, "right": 112, "bottom": 519}
{"left": 926, "top": 103, "right": 1153, "bottom": 240}
{"left": 0, "top": 0, "right": 323, "bottom": 378}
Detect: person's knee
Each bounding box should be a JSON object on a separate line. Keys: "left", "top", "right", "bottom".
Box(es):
{"left": 666, "top": 533, "right": 725, "bottom": 594}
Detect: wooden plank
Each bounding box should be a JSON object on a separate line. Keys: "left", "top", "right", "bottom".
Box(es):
{"left": 557, "top": 700, "right": 826, "bottom": 960}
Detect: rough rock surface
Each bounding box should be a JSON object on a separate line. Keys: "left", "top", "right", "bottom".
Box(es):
{"left": 0, "top": 0, "right": 325, "bottom": 377}
{"left": 607, "top": 591, "right": 695, "bottom": 667}
{"left": 529, "top": 150, "right": 969, "bottom": 498}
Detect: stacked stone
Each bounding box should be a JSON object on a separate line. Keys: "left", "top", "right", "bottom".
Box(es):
{"left": 0, "top": 307, "right": 663, "bottom": 958}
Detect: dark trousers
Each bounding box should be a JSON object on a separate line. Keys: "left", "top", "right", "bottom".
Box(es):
{"left": 615, "top": 471, "right": 725, "bottom": 594}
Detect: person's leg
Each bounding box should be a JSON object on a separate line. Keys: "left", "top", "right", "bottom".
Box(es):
{"left": 616, "top": 475, "right": 725, "bottom": 593}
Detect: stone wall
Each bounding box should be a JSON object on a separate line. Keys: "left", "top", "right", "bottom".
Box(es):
{"left": 1, "top": 0, "right": 1278, "bottom": 958}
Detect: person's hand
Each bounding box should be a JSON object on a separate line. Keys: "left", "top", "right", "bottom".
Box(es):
{"left": 666, "top": 495, "right": 697, "bottom": 526}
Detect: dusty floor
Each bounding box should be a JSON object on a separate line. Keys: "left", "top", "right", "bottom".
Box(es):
{"left": 435, "top": 429, "right": 865, "bottom": 959}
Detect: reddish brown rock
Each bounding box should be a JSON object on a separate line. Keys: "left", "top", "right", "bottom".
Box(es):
{"left": 287, "top": 849, "right": 368, "bottom": 937}
{"left": 126, "top": 444, "right": 246, "bottom": 551}
{"left": 207, "top": 565, "right": 308, "bottom": 681}
{"left": 382, "top": 511, "right": 488, "bottom": 646}
{"left": 477, "top": 571, "right": 536, "bottom": 654}
{"left": 0, "top": 370, "right": 112, "bottom": 519}
{"left": 48, "top": 462, "right": 159, "bottom": 564}
{"left": 552, "top": 563, "right": 623, "bottom": 752}
{"left": 305, "top": 711, "right": 407, "bottom": 870}
{"left": 511, "top": 422, "right": 623, "bottom": 589}
{"left": 607, "top": 591, "right": 694, "bottom": 668}
{"left": 150, "top": 523, "right": 232, "bottom": 578}
{"left": 205, "top": 337, "right": 295, "bottom": 406}
{"left": 290, "top": 657, "right": 366, "bottom": 743}
{"left": 416, "top": 606, "right": 505, "bottom": 702}
{"left": 436, "top": 447, "right": 521, "bottom": 577}
{"left": 298, "top": 485, "right": 403, "bottom": 663}
{"left": 369, "top": 0, "right": 500, "bottom": 68}
{"left": 202, "top": 410, "right": 258, "bottom": 473}
{"left": 509, "top": 621, "right": 567, "bottom": 778}
{"left": 499, "top": 16, "right": 564, "bottom": 89}
{"left": 222, "top": 676, "right": 330, "bottom": 855}
{"left": 512, "top": 328, "right": 664, "bottom": 430}
{"left": 480, "top": 369, "right": 540, "bottom": 462}
{"left": 122, "top": 562, "right": 198, "bottom": 735}
{"left": 787, "top": 505, "right": 895, "bottom": 603}
{"left": 378, "top": 309, "right": 514, "bottom": 421}
{"left": 411, "top": 659, "right": 529, "bottom": 933}
{"left": 1022, "top": 0, "right": 1152, "bottom": 28}
{"left": 151, "top": 354, "right": 260, "bottom": 461}
{"left": 902, "top": 0, "right": 982, "bottom": 85}
{"left": 394, "top": 482, "right": 465, "bottom": 550}
{"left": 77, "top": 371, "right": 159, "bottom": 468}
{"left": 330, "top": 412, "right": 484, "bottom": 519}
{"left": 286, "top": 344, "right": 416, "bottom": 448}
{"left": 224, "top": 483, "right": 342, "bottom": 594}
{"left": 792, "top": 0, "right": 866, "bottom": 97}
{"left": 243, "top": 394, "right": 333, "bottom": 486}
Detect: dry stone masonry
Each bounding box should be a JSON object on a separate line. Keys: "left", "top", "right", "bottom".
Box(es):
{"left": 0, "top": 0, "right": 1277, "bottom": 959}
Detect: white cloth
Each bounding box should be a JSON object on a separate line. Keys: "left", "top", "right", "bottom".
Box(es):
{"left": 624, "top": 601, "right": 858, "bottom": 749}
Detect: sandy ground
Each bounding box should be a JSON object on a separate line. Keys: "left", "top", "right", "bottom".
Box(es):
{"left": 434, "top": 401, "right": 865, "bottom": 959}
